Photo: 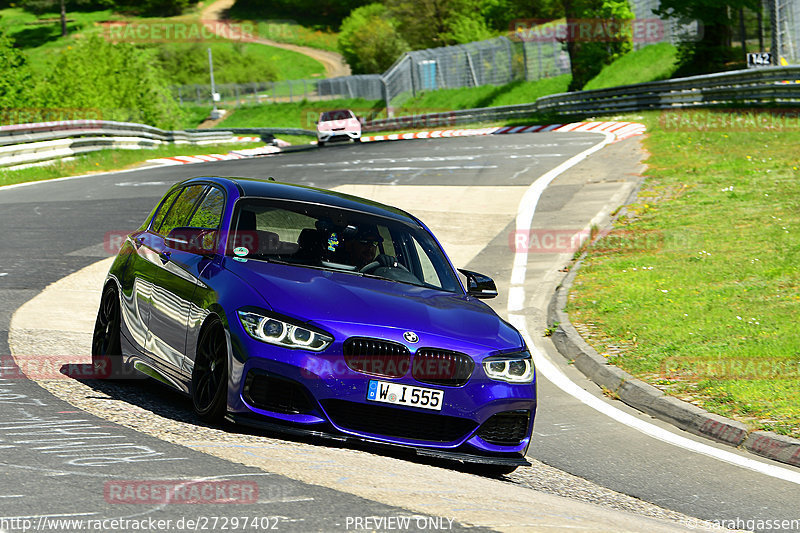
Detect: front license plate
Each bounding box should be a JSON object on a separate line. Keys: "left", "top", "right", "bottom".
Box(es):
{"left": 366, "top": 380, "right": 443, "bottom": 411}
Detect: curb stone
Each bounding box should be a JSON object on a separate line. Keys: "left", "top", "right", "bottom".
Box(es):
{"left": 362, "top": 121, "right": 647, "bottom": 144}
{"left": 547, "top": 259, "right": 800, "bottom": 467}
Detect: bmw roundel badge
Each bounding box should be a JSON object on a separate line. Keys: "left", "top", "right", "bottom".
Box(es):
{"left": 403, "top": 331, "right": 419, "bottom": 343}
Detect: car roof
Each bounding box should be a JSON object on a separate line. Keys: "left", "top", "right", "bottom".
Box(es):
{"left": 187, "top": 177, "right": 418, "bottom": 224}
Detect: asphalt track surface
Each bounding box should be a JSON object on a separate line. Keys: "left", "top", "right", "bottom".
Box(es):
{"left": 0, "top": 133, "right": 798, "bottom": 532}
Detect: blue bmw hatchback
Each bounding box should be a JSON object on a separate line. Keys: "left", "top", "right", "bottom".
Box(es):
{"left": 92, "top": 177, "right": 536, "bottom": 472}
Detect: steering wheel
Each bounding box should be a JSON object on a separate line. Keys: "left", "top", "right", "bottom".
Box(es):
{"left": 359, "top": 254, "right": 409, "bottom": 274}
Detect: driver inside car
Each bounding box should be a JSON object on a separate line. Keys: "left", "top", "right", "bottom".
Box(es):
{"left": 343, "top": 228, "right": 382, "bottom": 269}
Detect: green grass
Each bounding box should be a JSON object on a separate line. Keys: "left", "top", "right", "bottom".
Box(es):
{"left": 567, "top": 109, "right": 800, "bottom": 438}
{"left": 177, "top": 105, "right": 214, "bottom": 129}
{"left": 0, "top": 7, "right": 324, "bottom": 83}
{"left": 215, "top": 76, "right": 573, "bottom": 129}
{"left": 275, "top": 134, "right": 316, "bottom": 145}
{"left": 0, "top": 7, "right": 125, "bottom": 75}
{"left": 399, "top": 75, "right": 571, "bottom": 111}
{"left": 245, "top": 20, "right": 338, "bottom": 51}
{"left": 217, "top": 98, "right": 384, "bottom": 129}
{"left": 153, "top": 40, "right": 324, "bottom": 84}
{"left": 583, "top": 43, "right": 679, "bottom": 91}
{"left": 0, "top": 141, "right": 264, "bottom": 187}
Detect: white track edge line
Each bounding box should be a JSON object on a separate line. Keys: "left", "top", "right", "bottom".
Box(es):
{"left": 507, "top": 132, "right": 800, "bottom": 486}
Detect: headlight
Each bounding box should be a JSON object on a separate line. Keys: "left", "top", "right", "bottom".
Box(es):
{"left": 238, "top": 310, "right": 333, "bottom": 352}
{"left": 482, "top": 351, "right": 534, "bottom": 383}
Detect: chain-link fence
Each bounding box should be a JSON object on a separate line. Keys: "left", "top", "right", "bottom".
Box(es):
{"left": 775, "top": 0, "right": 800, "bottom": 62}
{"left": 174, "top": 78, "right": 381, "bottom": 106}
{"left": 173, "top": 2, "right": 798, "bottom": 110}
{"left": 173, "top": 36, "right": 571, "bottom": 109}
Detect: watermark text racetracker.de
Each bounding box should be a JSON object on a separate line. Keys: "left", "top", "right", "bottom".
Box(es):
{"left": 104, "top": 480, "right": 258, "bottom": 504}
{"left": 100, "top": 20, "right": 258, "bottom": 43}
{"left": 509, "top": 228, "right": 670, "bottom": 254}
{"left": 659, "top": 108, "right": 800, "bottom": 133}
{"left": 662, "top": 357, "right": 800, "bottom": 380}
{"left": 0, "top": 516, "right": 281, "bottom": 532}
{"left": 511, "top": 18, "right": 670, "bottom": 44}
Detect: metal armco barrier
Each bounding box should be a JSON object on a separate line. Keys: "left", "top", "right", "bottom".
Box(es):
{"left": 0, "top": 120, "right": 240, "bottom": 169}
{"left": 362, "top": 66, "right": 800, "bottom": 132}
{"left": 4, "top": 67, "right": 800, "bottom": 168}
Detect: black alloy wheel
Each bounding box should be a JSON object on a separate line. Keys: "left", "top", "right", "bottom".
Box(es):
{"left": 91, "top": 285, "right": 124, "bottom": 378}
{"left": 191, "top": 318, "right": 228, "bottom": 423}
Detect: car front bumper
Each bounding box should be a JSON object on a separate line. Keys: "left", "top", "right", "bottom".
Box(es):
{"left": 227, "top": 328, "right": 537, "bottom": 460}
{"left": 317, "top": 129, "right": 361, "bottom": 142}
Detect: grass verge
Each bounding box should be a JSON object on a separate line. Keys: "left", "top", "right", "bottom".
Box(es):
{"left": 566, "top": 109, "right": 800, "bottom": 438}
{"left": 214, "top": 76, "right": 573, "bottom": 129}
{"left": 0, "top": 7, "right": 325, "bottom": 84}
{"left": 399, "top": 75, "right": 571, "bottom": 111}
{"left": 217, "top": 98, "right": 383, "bottom": 129}
{"left": 0, "top": 141, "right": 264, "bottom": 187}
{"left": 583, "top": 43, "right": 678, "bottom": 91}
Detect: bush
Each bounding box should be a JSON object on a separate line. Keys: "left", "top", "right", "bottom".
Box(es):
{"left": 338, "top": 4, "right": 409, "bottom": 74}
{"left": 33, "top": 35, "right": 184, "bottom": 129}
{"left": 153, "top": 43, "right": 279, "bottom": 85}
{"left": 564, "top": 0, "right": 634, "bottom": 91}
{"left": 0, "top": 32, "right": 31, "bottom": 111}
{"left": 230, "top": 0, "right": 370, "bottom": 29}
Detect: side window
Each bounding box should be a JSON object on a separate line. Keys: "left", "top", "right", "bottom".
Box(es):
{"left": 413, "top": 238, "right": 441, "bottom": 287}
{"left": 188, "top": 187, "right": 225, "bottom": 229}
{"left": 378, "top": 226, "right": 395, "bottom": 256}
{"left": 155, "top": 185, "right": 205, "bottom": 237}
{"left": 149, "top": 188, "right": 181, "bottom": 232}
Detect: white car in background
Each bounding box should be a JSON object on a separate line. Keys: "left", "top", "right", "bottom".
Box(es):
{"left": 316, "top": 109, "right": 361, "bottom": 146}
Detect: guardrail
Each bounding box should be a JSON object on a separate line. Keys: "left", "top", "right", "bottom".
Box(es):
{"left": 0, "top": 120, "right": 242, "bottom": 169}
{"left": 193, "top": 127, "right": 316, "bottom": 137}
{"left": 362, "top": 66, "right": 800, "bottom": 132}
{"left": 4, "top": 67, "right": 800, "bottom": 168}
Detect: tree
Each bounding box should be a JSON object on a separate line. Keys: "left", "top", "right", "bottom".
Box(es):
{"left": 385, "top": 0, "right": 494, "bottom": 49}
{"left": 230, "top": 0, "right": 371, "bottom": 30}
{"left": 338, "top": 4, "right": 409, "bottom": 73}
{"left": 34, "top": 35, "right": 184, "bottom": 128}
{"left": 562, "top": 0, "right": 634, "bottom": 90}
{"left": 20, "top": 0, "right": 196, "bottom": 18}
{"left": 657, "top": 0, "right": 760, "bottom": 75}
{"left": 480, "top": 0, "right": 563, "bottom": 34}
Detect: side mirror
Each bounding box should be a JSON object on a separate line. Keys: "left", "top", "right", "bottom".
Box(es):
{"left": 458, "top": 268, "right": 498, "bottom": 299}
{"left": 166, "top": 227, "right": 217, "bottom": 255}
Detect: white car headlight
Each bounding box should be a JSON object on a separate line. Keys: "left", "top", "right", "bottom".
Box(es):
{"left": 483, "top": 351, "right": 534, "bottom": 383}
{"left": 238, "top": 310, "right": 333, "bottom": 352}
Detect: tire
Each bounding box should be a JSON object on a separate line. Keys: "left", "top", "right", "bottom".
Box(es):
{"left": 191, "top": 318, "right": 228, "bottom": 423}
{"left": 317, "top": 140, "right": 325, "bottom": 147}
{"left": 91, "top": 285, "right": 124, "bottom": 379}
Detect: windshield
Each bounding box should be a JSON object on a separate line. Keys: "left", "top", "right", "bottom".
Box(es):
{"left": 228, "top": 199, "right": 461, "bottom": 293}
{"left": 320, "top": 110, "right": 353, "bottom": 121}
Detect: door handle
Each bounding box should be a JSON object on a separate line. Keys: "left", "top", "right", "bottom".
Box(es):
{"left": 158, "top": 251, "right": 171, "bottom": 263}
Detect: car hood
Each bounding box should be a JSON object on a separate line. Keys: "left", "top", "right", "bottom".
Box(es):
{"left": 225, "top": 258, "right": 522, "bottom": 353}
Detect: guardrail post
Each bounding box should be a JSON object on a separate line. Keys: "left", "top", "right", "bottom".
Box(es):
{"left": 465, "top": 51, "right": 479, "bottom": 87}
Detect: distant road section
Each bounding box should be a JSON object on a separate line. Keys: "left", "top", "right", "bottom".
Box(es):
{"left": 201, "top": 0, "right": 352, "bottom": 78}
